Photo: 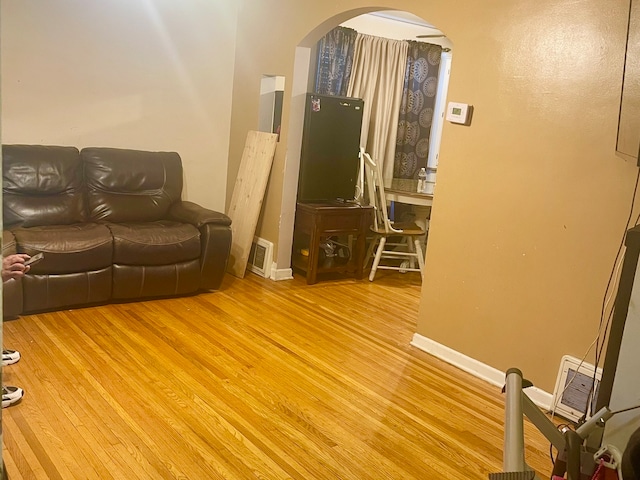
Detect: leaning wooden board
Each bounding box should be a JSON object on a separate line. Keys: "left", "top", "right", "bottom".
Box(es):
{"left": 226, "top": 130, "right": 278, "bottom": 278}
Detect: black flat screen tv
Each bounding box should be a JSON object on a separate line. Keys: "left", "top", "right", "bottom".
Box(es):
{"left": 297, "top": 93, "right": 364, "bottom": 203}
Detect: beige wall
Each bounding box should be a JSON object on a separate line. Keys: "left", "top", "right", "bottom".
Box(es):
{"left": 1, "top": 0, "right": 237, "bottom": 212}
{"left": 3, "top": 0, "right": 635, "bottom": 393}
{"left": 230, "top": 0, "right": 635, "bottom": 392}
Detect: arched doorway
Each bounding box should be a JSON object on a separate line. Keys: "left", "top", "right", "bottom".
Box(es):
{"left": 274, "top": 9, "right": 452, "bottom": 277}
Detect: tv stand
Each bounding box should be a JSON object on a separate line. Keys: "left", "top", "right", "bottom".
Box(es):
{"left": 292, "top": 202, "right": 373, "bottom": 284}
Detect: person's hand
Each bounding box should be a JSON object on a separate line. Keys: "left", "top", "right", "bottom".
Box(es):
{"left": 2, "top": 254, "right": 31, "bottom": 282}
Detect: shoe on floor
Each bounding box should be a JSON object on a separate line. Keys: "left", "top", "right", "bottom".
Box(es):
{"left": 2, "top": 385, "right": 24, "bottom": 408}
{"left": 2, "top": 349, "right": 21, "bottom": 366}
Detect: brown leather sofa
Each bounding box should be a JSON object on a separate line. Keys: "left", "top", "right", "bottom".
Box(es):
{"left": 2, "top": 145, "right": 232, "bottom": 316}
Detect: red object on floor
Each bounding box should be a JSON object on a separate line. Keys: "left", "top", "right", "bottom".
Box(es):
{"left": 591, "top": 460, "right": 619, "bottom": 480}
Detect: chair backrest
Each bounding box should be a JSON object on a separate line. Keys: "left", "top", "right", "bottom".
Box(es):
{"left": 362, "top": 152, "right": 397, "bottom": 234}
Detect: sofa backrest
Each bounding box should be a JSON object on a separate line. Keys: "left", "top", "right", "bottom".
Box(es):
{"left": 81, "top": 147, "right": 183, "bottom": 223}
{"left": 3, "top": 145, "right": 86, "bottom": 228}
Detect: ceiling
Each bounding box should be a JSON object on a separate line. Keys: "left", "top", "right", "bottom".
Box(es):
{"left": 368, "top": 10, "right": 442, "bottom": 33}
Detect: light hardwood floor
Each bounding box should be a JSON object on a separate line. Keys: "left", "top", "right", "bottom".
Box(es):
{"left": 2, "top": 271, "right": 553, "bottom": 479}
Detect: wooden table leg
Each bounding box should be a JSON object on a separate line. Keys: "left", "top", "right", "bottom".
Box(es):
{"left": 306, "top": 224, "right": 320, "bottom": 285}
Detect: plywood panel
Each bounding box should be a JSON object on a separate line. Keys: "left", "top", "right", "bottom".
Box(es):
{"left": 226, "top": 130, "right": 278, "bottom": 278}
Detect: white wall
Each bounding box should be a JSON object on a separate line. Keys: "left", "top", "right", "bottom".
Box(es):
{"left": 1, "top": 0, "right": 237, "bottom": 212}
{"left": 341, "top": 11, "right": 453, "bottom": 50}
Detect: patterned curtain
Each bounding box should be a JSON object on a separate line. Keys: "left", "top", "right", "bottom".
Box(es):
{"left": 314, "top": 27, "right": 357, "bottom": 96}
{"left": 393, "top": 41, "right": 442, "bottom": 191}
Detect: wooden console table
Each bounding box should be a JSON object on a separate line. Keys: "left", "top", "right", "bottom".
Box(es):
{"left": 292, "top": 202, "right": 373, "bottom": 285}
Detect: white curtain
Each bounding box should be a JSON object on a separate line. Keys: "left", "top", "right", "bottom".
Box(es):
{"left": 347, "top": 34, "right": 408, "bottom": 188}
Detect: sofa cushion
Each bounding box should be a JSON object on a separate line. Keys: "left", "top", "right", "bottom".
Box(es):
{"left": 11, "top": 223, "right": 113, "bottom": 274}
{"left": 109, "top": 221, "right": 200, "bottom": 266}
{"left": 3, "top": 145, "right": 85, "bottom": 227}
{"left": 3, "top": 229, "right": 17, "bottom": 256}
{"left": 82, "top": 147, "right": 183, "bottom": 223}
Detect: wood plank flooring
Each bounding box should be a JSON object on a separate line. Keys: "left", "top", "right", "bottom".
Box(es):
{"left": 2, "top": 271, "right": 554, "bottom": 479}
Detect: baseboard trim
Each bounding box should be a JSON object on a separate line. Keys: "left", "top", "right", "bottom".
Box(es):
{"left": 270, "top": 265, "right": 293, "bottom": 281}
{"left": 410, "top": 333, "right": 553, "bottom": 410}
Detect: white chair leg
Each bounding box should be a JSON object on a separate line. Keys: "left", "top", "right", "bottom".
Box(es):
{"left": 364, "top": 235, "right": 378, "bottom": 268}
{"left": 406, "top": 236, "right": 416, "bottom": 270}
{"left": 414, "top": 238, "right": 425, "bottom": 279}
{"left": 369, "top": 236, "right": 386, "bottom": 281}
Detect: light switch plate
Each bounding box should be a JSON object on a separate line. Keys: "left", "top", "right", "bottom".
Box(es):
{"left": 446, "top": 102, "right": 473, "bottom": 125}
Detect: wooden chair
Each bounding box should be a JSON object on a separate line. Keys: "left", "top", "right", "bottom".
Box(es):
{"left": 362, "top": 152, "right": 426, "bottom": 281}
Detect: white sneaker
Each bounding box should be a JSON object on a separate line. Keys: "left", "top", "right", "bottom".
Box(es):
{"left": 2, "top": 385, "right": 24, "bottom": 408}
{"left": 2, "top": 349, "right": 21, "bottom": 366}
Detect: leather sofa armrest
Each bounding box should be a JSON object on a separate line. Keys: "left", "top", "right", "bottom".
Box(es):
{"left": 169, "top": 201, "right": 232, "bottom": 290}
{"left": 169, "top": 201, "right": 231, "bottom": 228}
{"left": 198, "top": 223, "right": 232, "bottom": 290}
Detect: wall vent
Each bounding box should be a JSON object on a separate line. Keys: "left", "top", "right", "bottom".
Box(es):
{"left": 551, "top": 355, "right": 602, "bottom": 422}
{"left": 247, "top": 236, "right": 273, "bottom": 278}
